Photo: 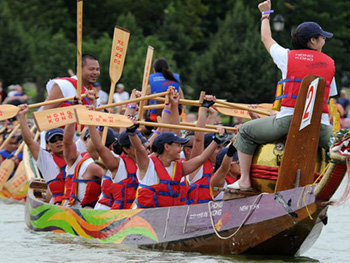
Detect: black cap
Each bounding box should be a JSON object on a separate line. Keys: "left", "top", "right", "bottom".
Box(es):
{"left": 105, "top": 127, "right": 116, "bottom": 147}
{"left": 45, "top": 128, "right": 64, "bottom": 142}
{"left": 118, "top": 130, "right": 147, "bottom": 148}
{"left": 215, "top": 147, "right": 239, "bottom": 170}
{"left": 295, "top": 22, "right": 333, "bottom": 39}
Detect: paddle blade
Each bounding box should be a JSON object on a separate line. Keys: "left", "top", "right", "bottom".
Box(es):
{"left": 0, "top": 104, "right": 20, "bottom": 121}
{"left": 0, "top": 159, "right": 15, "bottom": 191}
{"left": 214, "top": 106, "right": 252, "bottom": 119}
{"left": 74, "top": 107, "right": 133, "bottom": 128}
{"left": 109, "top": 26, "right": 130, "bottom": 84}
{"left": 33, "top": 105, "right": 85, "bottom": 132}
{"left": 3, "top": 161, "right": 27, "bottom": 196}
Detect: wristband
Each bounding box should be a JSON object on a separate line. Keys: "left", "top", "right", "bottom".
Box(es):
{"left": 261, "top": 16, "right": 270, "bottom": 22}
{"left": 128, "top": 105, "right": 136, "bottom": 109}
{"left": 214, "top": 131, "right": 228, "bottom": 145}
{"left": 128, "top": 132, "right": 137, "bottom": 136}
{"left": 227, "top": 143, "right": 236, "bottom": 157}
{"left": 163, "top": 109, "right": 172, "bottom": 114}
{"left": 262, "top": 10, "right": 274, "bottom": 15}
{"left": 201, "top": 100, "right": 215, "bottom": 108}
{"left": 97, "top": 126, "right": 103, "bottom": 132}
{"left": 152, "top": 129, "right": 161, "bottom": 135}
{"left": 126, "top": 123, "right": 140, "bottom": 134}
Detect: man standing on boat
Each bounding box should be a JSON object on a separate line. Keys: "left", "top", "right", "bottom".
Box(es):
{"left": 229, "top": 0, "right": 337, "bottom": 191}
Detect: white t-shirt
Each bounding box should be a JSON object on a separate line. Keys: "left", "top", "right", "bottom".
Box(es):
{"left": 35, "top": 149, "right": 64, "bottom": 204}
{"left": 46, "top": 76, "right": 83, "bottom": 98}
{"left": 269, "top": 44, "right": 337, "bottom": 125}
{"left": 97, "top": 90, "right": 108, "bottom": 105}
{"left": 113, "top": 91, "right": 129, "bottom": 104}
{"left": 138, "top": 157, "right": 176, "bottom": 186}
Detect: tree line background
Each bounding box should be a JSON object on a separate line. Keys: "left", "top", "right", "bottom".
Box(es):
{"left": 1, "top": 0, "right": 349, "bottom": 103}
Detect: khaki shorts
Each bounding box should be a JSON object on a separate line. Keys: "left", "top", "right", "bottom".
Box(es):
{"left": 233, "top": 115, "right": 332, "bottom": 155}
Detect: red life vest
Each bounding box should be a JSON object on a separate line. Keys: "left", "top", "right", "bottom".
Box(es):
{"left": 68, "top": 157, "right": 101, "bottom": 207}
{"left": 135, "top": 155, "right": 183, "bottom": 208}
{"left": 111, "top": 154, "right": 138, "bottom": 209}
{"left": 277, "top": 50, "right": 335, "bottom": 113}
{"left": 63, "top": 154, "right": 84, "bottom": 202}
{"left": 186, "top": 159, "right": 213, "bottom": 205}
{"left": 97, "top": 172, "right": 114, "bottom": 208}
{"left": 59, "top": 78, "right": 94, "bottom": 107}
{"left": 46, "top": 154, "right": 67, "bottom": 205}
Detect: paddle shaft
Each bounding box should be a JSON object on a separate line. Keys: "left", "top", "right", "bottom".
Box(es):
{"left": 76, "top": 0, "right": 83, "bottom": 99}
{"left": 28, "top": 94, "right": 87, "bottom": 109}
{"left": 0, "top": 124, "right": 20, "bottom": 152}
{"left": 96, "top": 90, "right": 169, "bottom": 111}
{"left": 138, "top": 46, "right": 154, "bottom": 120}
{"left": 138, "top": 121, "right": 220, "bottom": 133}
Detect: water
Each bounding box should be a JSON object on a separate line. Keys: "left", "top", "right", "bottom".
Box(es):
{"left": 1, "top": 183, "right": 349, "bottom": 263}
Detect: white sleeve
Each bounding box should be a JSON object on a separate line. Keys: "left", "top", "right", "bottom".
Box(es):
{"left": 36, "top": 148, "right": 61, "bottom": 182}
{"left": 137, "top": 158, "right": 159, "bottom": 186}
{"left": 329, "top": 77, "right": 337, "bottom": 97}
{"left": 75, "top": 138, "right": 87, "bottom": 154}
{"left": 270, "top": 43, "right": 289, "bottom": 79}
{"left": 46, "top": 77, "right": 78, "bottom": 98}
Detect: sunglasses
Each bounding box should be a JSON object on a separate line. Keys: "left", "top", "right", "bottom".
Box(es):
{"left": 49, "top": 136, "right": 63, "bottom": 143}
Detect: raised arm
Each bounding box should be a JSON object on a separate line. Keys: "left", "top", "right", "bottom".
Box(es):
{"left": 258, "top": 0, "right": 276, "bottom": 52}
{"left": 191, "top": 95, "right": 216, "bottom": 158}
{"left": 127, "top": 123, "right": 149, "bottom": 179}
{"left": 17, "top": 104, "right": 40, "bottom": 160}
{"left": 88, "top": 125, "right": 119, "bottom": 172}
{"left": 63, "top": 123, "right": 80, "bottom": 167}
{"left": 160, "top": 88, "right": 181, "bottom": 135}
{"left": 210, "top": 144, "right": 235, "bottom": 197}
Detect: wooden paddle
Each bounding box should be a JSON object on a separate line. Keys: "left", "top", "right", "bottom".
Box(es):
{"left": 75, "top": 107, "right": 226, "bottom": 133}
{"left": 215, "top": 100, "right": 271, "bottom": 116}
{"left": 138, "top": 46, "right": 154, "bottom": 121}
{"left": 33, "top": 105, "right": 86, "bottom": 132}
{"left": 3, "top": 131, "right": 40, "bottom": 195}
{"left": 0, "top": 94, "right": 87, "bottom": 121}
{"left": 0, "top": 124, "right": 20, "bottom": 152}
{"left": 76, "top": 0, "right": 83, "bottom": 133}
{"left": 101, "top": 26, "right": 130, "bottom": 145}
{"left": 0, "top": 125, "right": 36, "bottom": 190}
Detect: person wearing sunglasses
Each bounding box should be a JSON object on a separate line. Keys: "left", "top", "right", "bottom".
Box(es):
{"left": 17, "top": 104, "right": 67, "bottom": 205}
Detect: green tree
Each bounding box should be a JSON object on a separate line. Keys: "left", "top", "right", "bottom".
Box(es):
{"left": 191, "top": 0, "right": 275, "bottom": 103}
{"left": 0, "top": 1, "right": 32, "bottom": 87}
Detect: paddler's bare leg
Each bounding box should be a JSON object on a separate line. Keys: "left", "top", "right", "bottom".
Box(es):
{"left": 236, "top": 151, "right": 252, "bottom": 188}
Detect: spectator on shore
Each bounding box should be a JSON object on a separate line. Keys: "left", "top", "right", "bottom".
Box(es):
{"left": 338, "top": 90, "right": 350, "bottom": 118}
{"left": 3, "top": 85, "right": 28, "bottom": 106}
{"left": 113, "top": 83, "right": 129, "bottom": 113}
{"left": 93, "top": 82, "right": 108, "bottom": 105}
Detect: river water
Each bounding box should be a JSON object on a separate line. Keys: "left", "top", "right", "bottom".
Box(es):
{"left": 1, "top": 181, "right": 349, "bottom": 263}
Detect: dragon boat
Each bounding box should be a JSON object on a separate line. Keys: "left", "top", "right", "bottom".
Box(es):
{"left": 24, "top": 76, "right": 349, "bottom": 256}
